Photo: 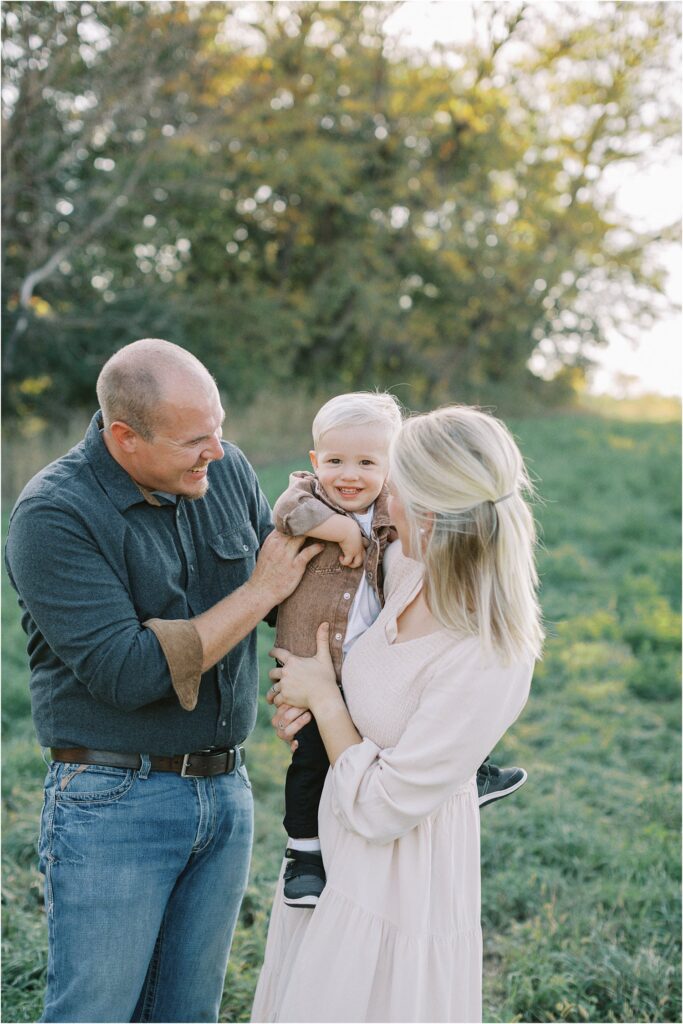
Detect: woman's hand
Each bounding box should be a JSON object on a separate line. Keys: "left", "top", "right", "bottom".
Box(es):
{"left": 268, "top": 623, "right": 362, "bottom": 766}
{"left": 268, "top": 622, "right": 338, "bottom": 715}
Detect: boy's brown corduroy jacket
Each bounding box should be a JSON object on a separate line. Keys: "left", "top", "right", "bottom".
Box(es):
{"left": 273, "top": 471, "right": 395, "bottom": 682}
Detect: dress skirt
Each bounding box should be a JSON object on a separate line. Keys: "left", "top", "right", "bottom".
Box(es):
{"left": 251, "top": 772, "right": 483, "bottom": 1024}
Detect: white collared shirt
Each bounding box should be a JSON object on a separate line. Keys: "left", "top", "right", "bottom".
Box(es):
{"left": 343, "top": 505, "right": 382, "bottom": 657}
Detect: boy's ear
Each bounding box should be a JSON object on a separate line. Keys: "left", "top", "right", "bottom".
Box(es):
{"left": 309, "top": 450, "right": 318, "bottom": 472}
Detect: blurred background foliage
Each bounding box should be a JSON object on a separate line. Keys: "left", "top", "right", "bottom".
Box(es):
{"left": 2, "top": 0, "right": 680, "bottom": 428}
{"left": 2, "top": 5, "right": 681, "bottom": 1021}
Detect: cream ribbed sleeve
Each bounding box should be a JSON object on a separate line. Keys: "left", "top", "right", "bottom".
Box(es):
{"left": 330, "top": 638, "right": 532, "bottom": 844}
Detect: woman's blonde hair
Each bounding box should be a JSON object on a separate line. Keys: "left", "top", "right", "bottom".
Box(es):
{"left": 312, "top": 391, "right": 403, "bottom": 449}
{"left": 390, "top": 405, "right": 543, "bottom": 663}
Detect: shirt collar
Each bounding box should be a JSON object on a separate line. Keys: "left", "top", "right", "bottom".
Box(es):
{"left": 83, "top": 411, "right": 177, "bottom": 512}
{"left": 372, "top": 484, "right": 392, "bottom": 528}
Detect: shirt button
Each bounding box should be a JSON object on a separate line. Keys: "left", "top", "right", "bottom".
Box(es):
{"left": 343, "top": 592, "right": 351, "bottom": 600}
{"left": 221, "top": 720, "right": 227, "bottom": 727}
{"left": 367, "top": 572, "right": 373, "bottom": 579}
{"left": 243, "top": 544, "right": 249, "bottom": 552}
{"left": 335, "top": 633, "right": 342, "bottom": 641}
{"left": 176, "top": 508, "right": 181, "bottom": 518}
{"left": 189, "top": 564, "right": 195, "bottom": 573}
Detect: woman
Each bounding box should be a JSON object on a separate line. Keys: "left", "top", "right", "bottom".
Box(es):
{"left": 252, "top": 405, "right": 543, "bottom": 1024}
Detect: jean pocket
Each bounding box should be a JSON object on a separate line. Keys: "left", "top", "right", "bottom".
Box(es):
{"left": 54, "top": 763, "right": 136, "bottom": 804}
{"left": 38, "top": 779, "right": 57, "bottom": 877}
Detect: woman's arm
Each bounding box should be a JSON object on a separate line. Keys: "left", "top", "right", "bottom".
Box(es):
{"left": 328, "top": 648, "right": 533, "bottom": 844}
{"left": 307, "top": 686, "right": 362, "bottom": 765}
{"left": 270, "top": 622, "right": 362, "bottom": 763}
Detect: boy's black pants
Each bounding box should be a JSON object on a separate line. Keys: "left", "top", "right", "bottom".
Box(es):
{"left": 283, "top": 716, "right": 330, "bottom": 838}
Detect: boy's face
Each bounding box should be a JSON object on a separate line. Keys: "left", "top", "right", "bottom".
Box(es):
{"left": 310, "top": 423, "right": 390, "bottom": 514}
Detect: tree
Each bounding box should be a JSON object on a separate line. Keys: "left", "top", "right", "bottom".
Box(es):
{"left": 2, "top": 1, "right": 214, "bottom": 418}
{"left": 2, "top": 1, "right": 679, "bottom": 423}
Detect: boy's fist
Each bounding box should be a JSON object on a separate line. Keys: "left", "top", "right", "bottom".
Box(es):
{"left": 338, "top": 521, "right": 365, "bottom": 568}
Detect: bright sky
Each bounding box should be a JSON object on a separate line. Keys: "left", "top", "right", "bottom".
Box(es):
{"left": 384, "top": 1, "right": 682, "bottom": 398}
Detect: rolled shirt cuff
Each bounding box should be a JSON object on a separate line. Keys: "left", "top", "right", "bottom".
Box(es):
{"left": 143, "top": 618, "right": 203, "bottom": 711}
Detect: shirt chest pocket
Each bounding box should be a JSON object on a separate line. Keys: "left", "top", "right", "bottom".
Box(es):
{"left": 304, "top": 542, "right": 347, "bottom": 576}
{"left": 208, "top": 522, "right": 259, "bottom": 591}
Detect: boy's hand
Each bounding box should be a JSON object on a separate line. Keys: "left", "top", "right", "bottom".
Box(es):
{"left": 338, "top": 520, "right": 365, "bottom": 568}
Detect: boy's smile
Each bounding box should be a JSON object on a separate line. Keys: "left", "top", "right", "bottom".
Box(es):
{"left": 310, "top": 424, "right": 391, "bottom": 514}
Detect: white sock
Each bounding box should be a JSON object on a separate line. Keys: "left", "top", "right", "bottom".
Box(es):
{"left": 287, "top": 837, "right": 321, "bottom": 852}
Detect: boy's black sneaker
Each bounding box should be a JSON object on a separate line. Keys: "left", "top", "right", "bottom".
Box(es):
{"left": 477, "top": 758, "right": 527, "bottom": 808}
{"left": 283, "top": 848, "right": 326, "bottom": 908}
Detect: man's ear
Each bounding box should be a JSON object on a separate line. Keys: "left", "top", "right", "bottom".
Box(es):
{"left": 309, "top": 450, "right": 318, "bottom": 472}
{"left": 108, "top": 421, "right": 140, "bottom": 454}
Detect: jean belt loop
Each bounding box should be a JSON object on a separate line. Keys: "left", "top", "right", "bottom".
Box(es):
{"left": 139, "top": 754, "right": 151, "bottom": 780}
{"left": 235, "top": 746, "right": 243, "bottom": 771}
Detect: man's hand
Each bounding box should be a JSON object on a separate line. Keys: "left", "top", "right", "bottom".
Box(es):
{"left": 248, "top": 531, "right": 323, "bottom": 607}
{"left": 265, "top": 697, "right": 311, "bottom": 752}
{"left": 192, "top": 532, "right": 322, "bottom": 673}
{"left": 337, "top": 519, "right": 365, "bottom": 569}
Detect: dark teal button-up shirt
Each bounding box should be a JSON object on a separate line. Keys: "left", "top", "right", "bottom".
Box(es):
{"left": 5, "top": 412, "right": 273, "bottom": 754}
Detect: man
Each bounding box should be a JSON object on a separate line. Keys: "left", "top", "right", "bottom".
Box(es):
{"left": 5, "top": 338, "right": 321, "bottom": 1023}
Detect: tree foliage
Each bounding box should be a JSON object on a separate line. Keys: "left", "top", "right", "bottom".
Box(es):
{"left": 2, "top": 0, "right": 680, "bottom": 423}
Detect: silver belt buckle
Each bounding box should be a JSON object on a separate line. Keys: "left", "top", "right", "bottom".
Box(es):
{"left": 180, "top": 753, "right": 202, "bottom": 778}
{"left": 180, "top": 747, "right": 242, "bottom": 777}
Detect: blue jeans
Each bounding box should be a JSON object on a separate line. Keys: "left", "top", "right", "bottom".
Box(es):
{"left": 38, "top": 753, "right": 253, "bottom": 1023}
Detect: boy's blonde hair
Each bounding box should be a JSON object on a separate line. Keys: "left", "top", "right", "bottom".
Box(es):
{"left": 312, "top": 391, "right": 403, "bottom": 449}
{"left": 390, "top": 405, "right": 543, "bottom": 664}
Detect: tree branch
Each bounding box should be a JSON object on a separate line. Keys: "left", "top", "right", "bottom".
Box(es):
{"left": 3, "top": 151, "right": 151, "bottom": 372}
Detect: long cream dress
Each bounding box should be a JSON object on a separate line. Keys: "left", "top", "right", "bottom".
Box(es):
{"left": 252, "top": 544, "right": 533, "bottom": 1024}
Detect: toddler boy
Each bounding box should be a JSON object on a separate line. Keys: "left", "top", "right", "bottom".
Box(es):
{"left": 273, "top": 392, "right": 527, "bottom": 908}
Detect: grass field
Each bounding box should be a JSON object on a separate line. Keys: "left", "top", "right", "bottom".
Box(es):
{"left": 2, "top": 413, "right": 681, "bottom": 1023}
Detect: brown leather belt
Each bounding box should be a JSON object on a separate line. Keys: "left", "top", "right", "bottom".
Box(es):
{"left": 50, "top": 746, "right": 245, "bottom": 778}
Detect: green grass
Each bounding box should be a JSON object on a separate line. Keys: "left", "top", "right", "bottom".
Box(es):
{"left": 2, "top": 414, "right": 681, "bottom": 1023}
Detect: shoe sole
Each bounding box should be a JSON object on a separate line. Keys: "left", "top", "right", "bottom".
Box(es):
{"left": 478, "top": 769, "right": 528, "bottom": 808}
{"left": 283, "top": 894, "right": 320, "bottom": 908}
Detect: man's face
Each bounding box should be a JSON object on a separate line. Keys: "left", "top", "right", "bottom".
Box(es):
{"left": 310, "top": 423, "right": 390, "bottom": 513}
{"left": 129, "top": 382, "right": 225, "bottom": 499}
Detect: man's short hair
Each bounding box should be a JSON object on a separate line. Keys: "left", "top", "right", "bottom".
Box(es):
{"left": 96, "top": 338, "right": 210, "bottom": 440}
